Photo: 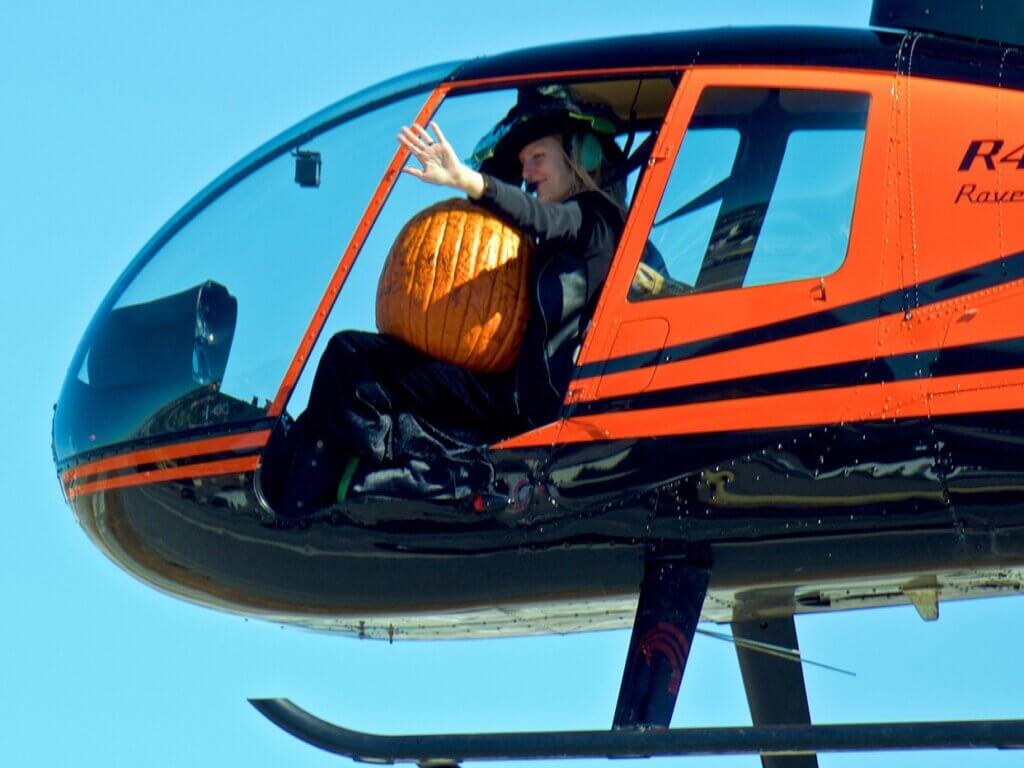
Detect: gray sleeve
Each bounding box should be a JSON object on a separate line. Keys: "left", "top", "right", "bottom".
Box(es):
{"left": 480, "top": 173, "right": 584, "bottom": 241}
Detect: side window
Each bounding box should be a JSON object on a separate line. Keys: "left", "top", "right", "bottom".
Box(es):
{"left": 630, "top": 87, "right": 869, "bottom": 301}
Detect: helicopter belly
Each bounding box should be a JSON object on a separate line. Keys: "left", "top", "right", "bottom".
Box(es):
{"left": 277, "top": 562, "right": 1024, "bottom": 640}
{"left": 68, "top": 455, "right": 1024, "bottom": 641}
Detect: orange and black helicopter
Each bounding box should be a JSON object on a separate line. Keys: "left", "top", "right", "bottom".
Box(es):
{"left": 53, "top": 1, "right": 1024, "bottom": 764}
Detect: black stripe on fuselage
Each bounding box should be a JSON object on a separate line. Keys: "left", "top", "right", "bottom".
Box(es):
{"left": 453, "top": 27, "right": 1024, "bottom": 94}
{"left": 570, "top": 336, "right": 1024, "bottom": 418}
{"left": 577, "top": 250, "right": 1024, "bottom": 382}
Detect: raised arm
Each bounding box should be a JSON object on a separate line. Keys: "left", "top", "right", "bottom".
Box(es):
{"left": 398, "top": 122, "right": 584, "bottom": 242}
{"left": 479, "top": 174, "right": 584, "bottom": 241}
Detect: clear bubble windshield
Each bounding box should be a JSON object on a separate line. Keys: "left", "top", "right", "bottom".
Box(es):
{"left": 53, "top": 62, "right": 458, "bottom": 462}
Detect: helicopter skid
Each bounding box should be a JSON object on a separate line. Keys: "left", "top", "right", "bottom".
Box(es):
{"left": 250, "top": 698, "right": 1024, "bottom": 763}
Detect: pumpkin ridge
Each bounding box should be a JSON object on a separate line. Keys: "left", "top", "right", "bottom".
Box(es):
{"left": 377, "top": 215, "right": 416, "bottom": 335}
{"left": 435, "top": 204, "right": 467, "bottom": 362}
{"left": 405, "top": 209, "right": 435, "bottom": 352}
{"left": 421, "top": 205, "right": 451, "bottom": 357}
{"left": 466, "top": 217, "right": 502, "bottom": 364}
{"left": 450, "top": 207, "right": 483, "bottom": 367}
{"left": 457, "top": 222, "right": 487, "bottom": 365}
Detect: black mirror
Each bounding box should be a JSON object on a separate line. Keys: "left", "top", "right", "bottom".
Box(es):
{"left": 293, "top": 149, "right": 321, "bottom": 187}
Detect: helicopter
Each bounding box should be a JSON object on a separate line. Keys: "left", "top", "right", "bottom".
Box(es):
{"left": 52, "top": 0, "right": 1024, "bottom": 764}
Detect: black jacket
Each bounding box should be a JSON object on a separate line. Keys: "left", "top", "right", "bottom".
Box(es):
{"left": 479, "top": 175, "right": 625, "bottom": 427}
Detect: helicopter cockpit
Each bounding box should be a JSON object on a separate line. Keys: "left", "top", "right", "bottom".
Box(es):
{"left": 52, "top": 65, "right": 681, "bottom": 480}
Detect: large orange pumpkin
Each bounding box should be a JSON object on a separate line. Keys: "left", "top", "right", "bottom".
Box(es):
{"left": 376, "top": 198, "right": 533, "bottom": 373}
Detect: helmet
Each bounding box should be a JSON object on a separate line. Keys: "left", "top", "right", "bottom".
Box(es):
{"left": 469, "top": 85, "right": 621, "bottom": 185}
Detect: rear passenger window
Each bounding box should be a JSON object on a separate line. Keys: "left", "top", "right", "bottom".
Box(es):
{"left": 629, "top": 87, "right": 869, "bottom": 301}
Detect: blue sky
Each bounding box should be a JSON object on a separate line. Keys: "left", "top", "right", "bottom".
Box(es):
{"left": 4, "top": 2, "right": 1024, "bottom": 766}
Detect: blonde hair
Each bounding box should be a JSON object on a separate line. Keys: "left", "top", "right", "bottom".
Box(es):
{"left": 559, "top": 139, "right": 600, "bottom": 194}
{"left": 557, "top": 136, "right": 626, "bottom": 214}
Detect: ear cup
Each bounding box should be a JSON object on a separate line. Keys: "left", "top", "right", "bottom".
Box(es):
{"left": 574, "top": 132, "right": 603, "bottom": 173}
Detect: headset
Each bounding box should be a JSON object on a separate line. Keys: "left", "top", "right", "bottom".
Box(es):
{"left": 570, "top": 131, "right": 604, "bottom": 174}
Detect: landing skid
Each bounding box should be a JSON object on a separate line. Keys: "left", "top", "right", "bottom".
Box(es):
{"left": 252, "top": 549, "right": 1023, "bottom": 765}
{"left": 250, "top": 699, "right": 1024, "bottom": 763}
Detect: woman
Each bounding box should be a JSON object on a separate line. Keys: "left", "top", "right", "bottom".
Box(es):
{"left": 267, "top": 94, "right": 626, "bottom": 515}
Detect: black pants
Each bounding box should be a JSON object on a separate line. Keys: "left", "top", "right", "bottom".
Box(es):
{"left": 277, "top": 331, "right": 523, "bottom": 512}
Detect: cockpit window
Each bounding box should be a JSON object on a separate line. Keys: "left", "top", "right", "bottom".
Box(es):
{"left": 286, "top": 77, "right": 677, "bottom": 415}
{"left": 629, "top": 87, "right": 869, "bottom": 301}
{"left": 109, "top": 92, "right": 428, "bottom": 406}
{"left": 286, "top": 88, "right": 517, "bottom": 413}
{"left": 53, "top": 64, "right": 455, "bottom": 461}
{"left": 53, "top": 67, "right": 677, "bottom": 462}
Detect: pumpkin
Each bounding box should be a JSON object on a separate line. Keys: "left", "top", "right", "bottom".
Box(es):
{"left": 376, "top": 198, "right": 533, "bottom": 373}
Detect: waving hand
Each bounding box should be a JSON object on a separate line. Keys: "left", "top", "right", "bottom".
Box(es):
{"left": 398, "top": 121, "right": 484, "bottom": 199}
